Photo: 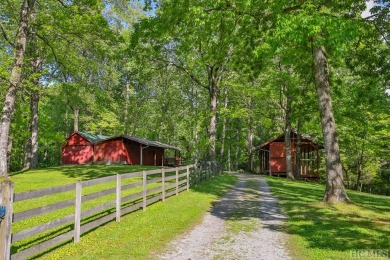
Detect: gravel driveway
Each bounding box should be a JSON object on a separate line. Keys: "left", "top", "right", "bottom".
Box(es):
{"left": 158, "top": 173, "right": 291, "bottom": 260}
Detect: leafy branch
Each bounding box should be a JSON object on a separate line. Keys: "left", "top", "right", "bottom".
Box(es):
{"left": 0, "top": 21, "right": 14, "bottom": 47}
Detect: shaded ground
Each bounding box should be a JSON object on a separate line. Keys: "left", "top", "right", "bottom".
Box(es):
{"left": 158, "top": 173, "right": 291, "bottom": 260}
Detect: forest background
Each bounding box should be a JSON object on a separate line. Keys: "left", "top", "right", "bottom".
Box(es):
{"left": 0, "top": 0, "right": 389, "bottom": 195}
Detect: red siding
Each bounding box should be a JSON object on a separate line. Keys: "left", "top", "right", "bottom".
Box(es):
{"left": 140, "top": 147, "right": 164, "bottom": 166}
{"left": 143, "top": 147, "right": 154, "bottom": 166}
{"left": 259, "top": 131, "right": 320, "bottom": 178}
{"left": 62, "top": 133, "right": 93, "bottom": 164}
{"left": 270, "top": 142, "right": 295, "bottom": 174}
{"left": 123, "top": 140, "right": 165, "bottom": 166}
{"left": 94, "top": 139, "right": 127, "bottom": 164}
{"left": 124, "top": 141, "right": 141, "bottom": 165}
{"left": 156, "top": 148, "right": 164, "bottom": 166}
{"left": 62, "top": 133, "right": 172, "bottom": 166}
{"left": 66, "top": 133, "right": 90, "bottom": 146}
{"left": 270, "top": 142, "right": 284, "bottom": 157}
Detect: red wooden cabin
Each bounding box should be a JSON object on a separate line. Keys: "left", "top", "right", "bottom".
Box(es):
{"left": 94, "top": 135, "right": 180, "bottom": 166}
{"left": 62, "top": 132, "right": 181, "bottom": 166}
{"left": 258, "top": 131, "right": 322, "bottom": 180}
{"left": 62, "top": 132, "right": 108, "bottom": 164}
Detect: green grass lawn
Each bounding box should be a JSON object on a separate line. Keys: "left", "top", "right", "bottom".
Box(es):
{"left": 30, "top": 173, "right": 237, "bottom": 259}
{"left": 5, "top": 165, "right": 176, "bottom": 256}
{"left": 265, "top": 176, "right": 390, "bottom": 260}
{"left": 8, "top": 165, "right": 159, "bottom": 192}
{"left": 2, "top": 165, "right": 237, "bottom": 259}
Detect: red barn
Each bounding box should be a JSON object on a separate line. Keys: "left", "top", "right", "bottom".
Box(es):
{"left": 62, "top": 132, "right": 108, "bottom": 164}
{"left": 259, "top": 131, "right": 322, "bottom": 180}
{"left": 94, "top": 135, "right": 180, "bottom": 166}
{"left": 62, "top": 132, "right": 181, "bottom": 166}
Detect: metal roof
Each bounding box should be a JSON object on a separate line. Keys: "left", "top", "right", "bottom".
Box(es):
{"left": 259, "top": 130, "right": 322, "bottom": 149}
{"left": 122, "top": 135, "right": 181, "bottom": 151}
{"left": 94, "top": 134, "right": 181, "bottom": 151}
{"left": 77, "top": 132, "right": 109, "bottom": 143}
{"left": 69, "top": 132, "right": 181, "bottom": 151}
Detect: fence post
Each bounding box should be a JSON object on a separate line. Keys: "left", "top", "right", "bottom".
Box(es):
{"left": 142, "top": 171, "right": 147, "bottom": 210}
{"left": 74, "top": 181, "right": 82, "bottom": 243}
{"left": 0, "top": 180, "right": 13, "bottom": 260}
{"left": 116, "top": 174, "right": 121, "bottom": 222}
{"left": 162, "top": 168, "right": 166, "bottom": 202}
{"left": 175, "top": 167, "right": 179, "bottom": 196}
{"left": 186, "top": 165, "right": 190, "bottom": 191}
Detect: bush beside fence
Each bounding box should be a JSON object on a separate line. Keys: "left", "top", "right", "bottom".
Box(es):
{"left": 0, "top": 162, "right": 220, "bottom": 260}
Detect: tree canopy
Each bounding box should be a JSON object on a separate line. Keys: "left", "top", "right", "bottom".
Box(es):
{"left": 0, "top": 0, "right": 389, "bottom": 198}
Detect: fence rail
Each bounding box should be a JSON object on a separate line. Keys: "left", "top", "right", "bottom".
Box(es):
{"left": 0, "top": 161, "right": 220, "bottom": 260}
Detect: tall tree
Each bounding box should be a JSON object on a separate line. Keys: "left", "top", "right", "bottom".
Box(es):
{"left": 134, "top": 0, "right": 239, "bottom": 160}
{"left": 253, "top": 1, "right": 369, "bottom": 201}
{"left": 0, "top": 0, "right": 36, "bottom": 176}
{"left": 313, "top": 45, "right": 348, "bottom": 202}
{"left": 24, "top": 55, "right": 42, "bottom": 169}
{"left": 2, "top": 0, "right": 121, "bottom": 171}
{"left": 283, "top": 88, "right": 294, "bottom": 180}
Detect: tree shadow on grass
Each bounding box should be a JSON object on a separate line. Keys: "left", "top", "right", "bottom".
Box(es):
{"left": 10, "top": 165, "right": 159, "bottom": 180}
{"left": 53, "top": 165, "right": 158, "bottom": 180}
{"left": 266, "top": 176, "right": 390, "bottom": 254}
{"left": 198, "top": 173, "right": 389, "bottom": 255}
{"left": 205, "top": 173, "right": 289, "bottom": 232}
{"left": 191, "top": 173, "right": 238, "bottom": 198}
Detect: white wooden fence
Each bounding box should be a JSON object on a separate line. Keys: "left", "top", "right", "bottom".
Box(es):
{"left": 0, "top": 162, "right": 220, "bottom": 260}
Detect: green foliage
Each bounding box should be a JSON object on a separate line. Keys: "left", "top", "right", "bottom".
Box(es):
{"left": 1, "top": 0, "right": 389, "bottom": 194}
{"left": 333, "top": 66, "right": 390, "bottom": 193}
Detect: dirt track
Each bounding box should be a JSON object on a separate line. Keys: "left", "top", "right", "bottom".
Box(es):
{"left": 158, "top": 173, "right": 291, "bottom": 260}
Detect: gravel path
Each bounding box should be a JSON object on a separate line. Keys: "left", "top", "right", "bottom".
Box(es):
{"left": 158, "top": 173, "right": 291, "bottom": 260}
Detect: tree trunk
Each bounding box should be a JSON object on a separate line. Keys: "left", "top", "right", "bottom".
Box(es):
{"left": 220, "top": 87, "right": 228, "bottom": 163}
{"left": 73, "top": 108, "right": 79, "bottom": 132}
{"left": 228, "top": 145, "right": 231, "bottom": 172}
{"left": 24, "top": 56, "right": 42, "bottom": 169}
{"left": 295, "top": 117, "right": 302, "bottom": 179}
{"left": 247, "top": 98, "right": 254, "bottom": 172}
{"left": 220, "top": 118, "right": 227, "bottom": 165}
{"left": 194, "top": 129, "right": 199, "bottom": 164}
{"left": 235, "top": 120, "right": 240, "bottom": 170}
{"left": 7, "top": 137, "right": 12, "bottom": 172}
{"left": 193, "top": 88, "right": 199, "bottom": 164}
{"left": 23, "top": 62, "right": 39, "bottom": 170}
{"left": 356, "top": 135, "right": 366, "bottom": 191}
{"left": 208, "top": 79, "right": 218, "bottom": 161}
{"left": 0, "top": 0, "right": 33, "bottom": 177}
{"left": 24, "top": 138, "right": 32, "bottom": 169}
{"left": 284, "top": 95, "right": 294, "bottom": 180}
{"left": 284, "top": 128, "right": 294, "bottom": 180}
{"left": 30, "top": 88, "right": 39, "bottom": 168}
{"left": 124, "top": 82, "right": 130, "bottom": 134}
{"left": 248, "top": 124, "right": 254, "bottom": 172}
{"left": 356, "top": 164, "right": 362, "bottom": 192}
{"left": 313, "top": 45, "right": 349, "bottom": 203}
{"left": 344, "top": 167, "right": 351, "bottom": 189}
{"left": 356, "top": 155, "right": 364, "bottom": 192}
